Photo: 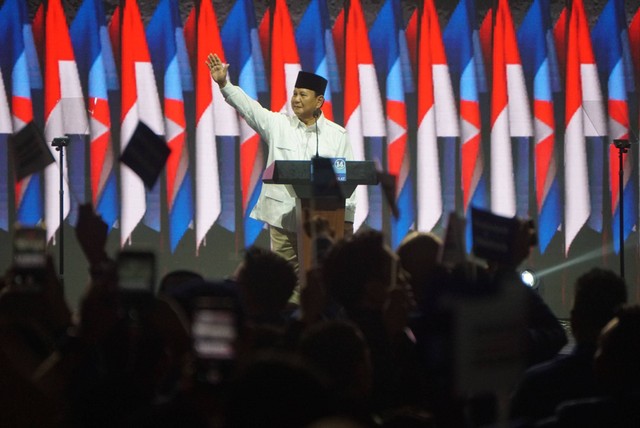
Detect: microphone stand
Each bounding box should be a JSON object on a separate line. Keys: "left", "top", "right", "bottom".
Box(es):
{"left": 314, "top": 109, "right": 320, "bottom": 158}
{"left": 613, "top": 139, "right": 629, "bottom": 280}
{"left": 311, "top": 109, "right": 320, "bottom": 268}
{"left": 52, "top": 136, "right": 70, "bottom": 287}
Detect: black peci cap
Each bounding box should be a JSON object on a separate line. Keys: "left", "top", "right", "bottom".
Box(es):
{"left": 120, "top": 121, "right": 171, "bottom": 189}
{"left": 294, "top": 71, "right": 328, "bottom": 96}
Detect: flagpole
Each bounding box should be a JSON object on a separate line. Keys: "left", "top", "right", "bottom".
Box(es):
{"left": 119, "top": 0, "right": 125, "bottom": 247}
{"left": 416, "top": 0, "right": 423, "bottom": 76}
{"left": 564, "top": 0, "right": 570, "bottom": 254}
{"left": 344, "top": 0, "right": 350, "bottom": 45}
{"left": 268, "top": 0, "right": 275, "bottom": 91}
{"left": 613, "top": 139, "right": 629, "bottom": 279}
{"left": 52, "top": 136, "right": 69, "bottom": 286}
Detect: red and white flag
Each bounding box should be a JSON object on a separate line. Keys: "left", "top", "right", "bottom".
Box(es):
{"left": 489, "top": 0, "right": 533, "bottom": 218}
{"left": 259, "top": 0, "right": 301, "bottom": 114}
{"left": 334, "top": 0, "right": 385, "bottom": 230}
{"left": 562, "top": 0, "right": 606, "bottom": 253}
{"left": 117, "top": 0, "right": 165, "bottom": 246}
{"left": 188, "top": 0, "right": 239, "bottom": 251}
{"left": 43, "top": 0, "right": 88, "bottom": 243}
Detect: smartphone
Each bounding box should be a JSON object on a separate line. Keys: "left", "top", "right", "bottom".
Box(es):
{"left": 192, "top": 297, "right": 237, "bottom": 361}
{"left": 12, "top": 226, "right": 47, "bottom": 289}
{"left": 192, "top": 296, "right": 238, "bottom": 384}
{"left": 116, "top": 251, "right": 156, "bottom": 293}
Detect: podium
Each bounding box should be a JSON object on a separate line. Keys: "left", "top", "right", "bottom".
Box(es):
{"left": 263, "top": 159, "right": 378, "bottom": 276}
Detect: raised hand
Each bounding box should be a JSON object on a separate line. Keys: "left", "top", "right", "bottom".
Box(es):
{"left": 75, "top": 203, "right": 108, "bottom": 266}
{"left": 206, "top": 53, "right": 229, "bottom": 88}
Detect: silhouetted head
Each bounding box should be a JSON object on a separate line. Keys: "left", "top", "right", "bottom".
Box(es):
{"left": 594, "top": 305, "right": 640, "bottom": 396}
{"left": 226, "top": 351, "right": 332, "bottom": 427}
{"left": 235, "top": 246, "right": 297, "bottom": 322}
{"left": 323, "top": 230, "right": 405, "bottom": 312}
{"left": 571, "top": 268, "right": 627, "bottom": 345}
{"left": 299, "top": 320, "right": 373, "bottom": 402}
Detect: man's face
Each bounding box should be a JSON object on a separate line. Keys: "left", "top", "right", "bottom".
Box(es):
{"left": 291, "top": 87, "right": 322, "bottom": 121}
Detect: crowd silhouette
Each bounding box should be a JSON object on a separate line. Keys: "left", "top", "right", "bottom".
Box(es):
{"left": 1, "top": 204, "right": 639, "bottom": 427}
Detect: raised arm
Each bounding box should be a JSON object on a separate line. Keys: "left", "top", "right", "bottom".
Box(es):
{"left": 206, "top": 52, "right": 283, "bottom": 142}
{"left": 206, "top": 53, "right": 229, "bottom": 88}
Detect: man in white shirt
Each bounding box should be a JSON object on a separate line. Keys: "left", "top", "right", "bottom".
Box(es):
{"left": 206, "top": 53, "right": 355, "bottom": 289}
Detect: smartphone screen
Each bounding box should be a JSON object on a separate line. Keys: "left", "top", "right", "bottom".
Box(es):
{"left": 13, "top": 227, "right": 47, "bottom": 289}
{"left": 192, "top": 303, "right": 237, "bottom": 361}
{"left": 192, "top": 296, "right": 238, "bottom": 384}
{"left": 13, "top": 227, "right": 47, "bottom": 270}
{"left": 117, "top": 251, "right": 156, "bottom": 292}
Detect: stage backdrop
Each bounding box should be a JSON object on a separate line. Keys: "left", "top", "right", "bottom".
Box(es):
{"left": 1, "top": 0, "right": 640, "bottom": 316}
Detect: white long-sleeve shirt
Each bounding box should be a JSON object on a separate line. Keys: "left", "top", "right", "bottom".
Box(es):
{"left": 221, "top": 82, "right": 356, "bottom": 231}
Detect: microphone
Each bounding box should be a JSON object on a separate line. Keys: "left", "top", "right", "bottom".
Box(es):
{"left": 313, "top": 109, "right": 321, "bottom": 158}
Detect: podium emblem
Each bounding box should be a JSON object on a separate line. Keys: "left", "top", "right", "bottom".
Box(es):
{"left": 332, "top": 158, "right": 347, "bottom": 181}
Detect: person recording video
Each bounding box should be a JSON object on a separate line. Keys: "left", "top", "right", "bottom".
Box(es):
{"left": 207, "top": 53, "right": 356, "bottom": 302}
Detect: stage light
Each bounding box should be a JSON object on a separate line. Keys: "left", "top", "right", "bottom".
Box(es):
{"left": 520, "top": 269, "right": 539, "bottom": 289}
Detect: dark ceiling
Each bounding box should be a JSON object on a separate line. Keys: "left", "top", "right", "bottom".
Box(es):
{"left": 13, "top": 0, "right": 623, "bottom": 30}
